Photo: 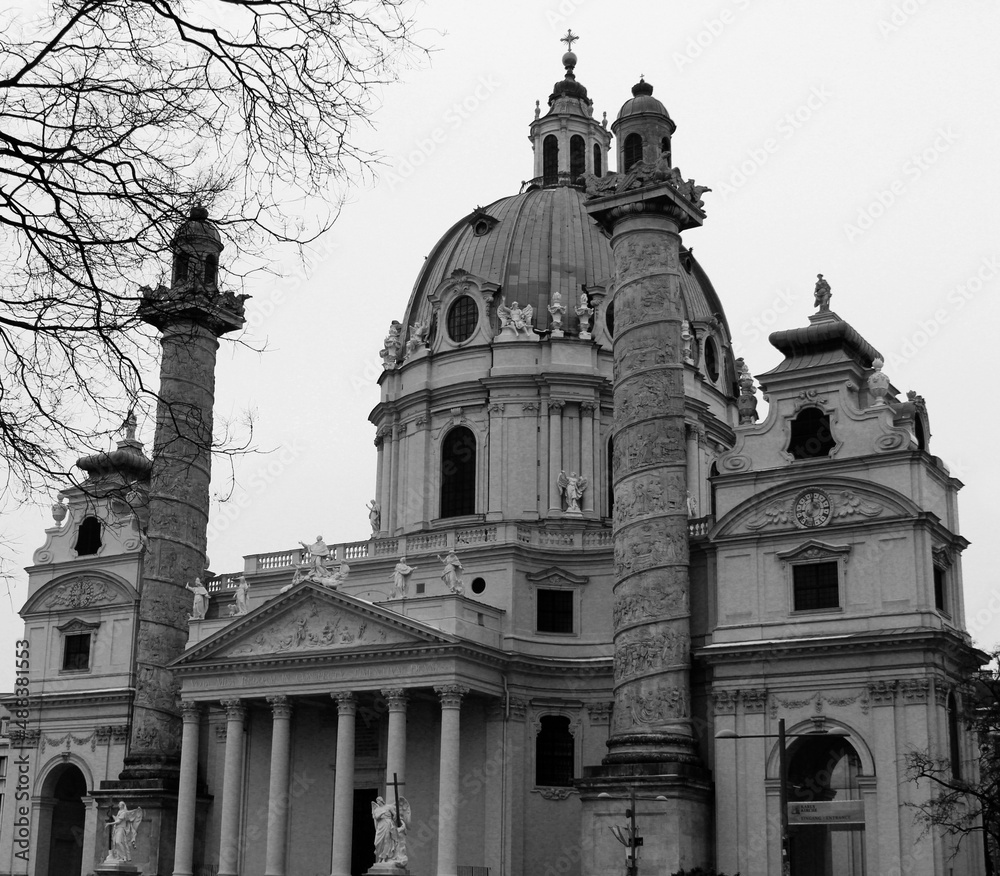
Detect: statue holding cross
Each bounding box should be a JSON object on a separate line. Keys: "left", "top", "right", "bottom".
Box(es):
{"left": 371, "top": 772, "right": 411, "bottom": 868}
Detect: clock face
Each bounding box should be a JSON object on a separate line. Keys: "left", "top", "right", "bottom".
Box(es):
{"left": 794, "top": 490, "right": 831, "bottom": 528}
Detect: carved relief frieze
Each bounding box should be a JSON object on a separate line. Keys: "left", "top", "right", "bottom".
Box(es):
{"left": 41, "top": 731, "right": 96, "bottom": 753}
{"left": 613, "top": 334, "right": 676, "bottom": 382}
{"left": 612, "top": 421, "right": 684, "bottom": 478}
{"left": 613, "top": 576, "right": 689, "bottom": 628}
{"left": 614, "top": 627, "right": 689, "bottom": 682}
{"left": 614, "top": 523, "right": 687, "bottom": 577}
{"left": 899, "top": 679, "right": 930, "bottom": 703}
{"left": 43, "top": 577, "right": 116, "bottom": 609}
{"left": 614, "top": 372, "right": 685, "bottom": 423}
{"left": 616, "top": 685, "right": 689, "bottom": 729}
{"left": 223, "top": 599, "right": 406, "bottom": 657}
{"left": 135, "top": 664, "right": 180, "bottom": 711}
{"left": 532, "top": 787, "right": 578, "bottom": 800}
{"left": 793, "top": 389, "right": 829, "bottom": 411}
{"left": 745, "top": 502, "right": 791, "bottom": 531}
{"left": 613, "top": 471, "right": 687, "bottom": 527}
{"left": 521, "top": 402, "right": 539, "bottom": 414}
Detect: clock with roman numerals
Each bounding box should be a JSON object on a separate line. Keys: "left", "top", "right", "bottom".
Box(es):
{"left": 794, "top": 489, "right": 831, "bottom": 528}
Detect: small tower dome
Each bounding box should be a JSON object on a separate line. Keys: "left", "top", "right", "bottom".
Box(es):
{"left": 170, "top": 205, "right": 223, "bottom": 289}
{"left": 528, "top": 32, "right": 611, "bottom": 186}
{"left": 611, "top": 78, "right": 677, "bottom": 172}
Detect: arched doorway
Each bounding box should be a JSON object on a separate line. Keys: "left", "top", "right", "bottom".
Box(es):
{"left": 44, "top": 764, "right": 87, "bottom": 876}
{"left": 786, "top": 736, "right": 866, "bottom": 876}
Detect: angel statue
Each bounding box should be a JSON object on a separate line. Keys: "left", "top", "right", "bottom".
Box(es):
{"left": 372, "top": 795, "right": 411, "bottom": 866}
{"left": 497, "top": 299, "right": 534, "bottom": 336}
{"left": 558, "top": 470, "right": 588, "bottom": 514}
{"left": 105, "top": 801, "right": 143, "bottom": 863}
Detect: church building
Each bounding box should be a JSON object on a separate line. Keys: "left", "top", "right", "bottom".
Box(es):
{"left": 0, "top": 40, "right": 985, "bottom": 876}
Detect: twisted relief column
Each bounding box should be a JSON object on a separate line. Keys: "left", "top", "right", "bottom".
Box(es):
{"left": 590, "top": 190, "right": 703, "bottom": 766}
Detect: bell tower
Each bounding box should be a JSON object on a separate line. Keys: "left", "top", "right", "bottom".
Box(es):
{"left": 611, "top": 78, "right": 677, "bottom": 172}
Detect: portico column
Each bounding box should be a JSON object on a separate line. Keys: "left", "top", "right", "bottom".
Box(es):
{"left": 330, "top": 692, "right": 357, "bottom": 876}
{"left": 173, "top": 701, "right": 202, "bottom": 876}
{"left": 265, "top": 696, "right": 293, "bottom": 876}
{"left": 547, "top": 401, "right": 564, "bottom": 513}
{"left": 435, "top": 685, "right": 469, "bottom": 876}
{"left": 382, "top": 689, "right": 408, "bottom": 800}
{"left": 218, "top": 699, "right": 246, "bottom": 876}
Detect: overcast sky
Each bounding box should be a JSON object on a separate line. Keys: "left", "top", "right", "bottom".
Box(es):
{"left": 3, "top": 0, "right": 999, "bottom": 689}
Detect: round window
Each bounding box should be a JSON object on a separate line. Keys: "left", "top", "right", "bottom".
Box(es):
{"left": 447, "top": 296, "right": 478, "bottom": 343}
{"left": 704, "top": 336, "right": 719, "bottom": 382}
{"left": 471, "top": 577, "right": 486, "bottom": 594}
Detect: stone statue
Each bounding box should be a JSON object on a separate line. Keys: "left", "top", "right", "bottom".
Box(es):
{"left": 185, "top": 578, "right": 209, "bottom": 620}
{"left": 736, "top": 357, "right": 759, "bottom": 425}
{"left": 814, "top": 273, "right": 832, "bottom": 311}
{"left": 372, "top": 795, "right": 411, "bottom": 866}
{"left": 867, "top": 357, "right": 891, "bottom": 405}
{"left": 547, "top": 290, "right": 566, "bottom": 333}
{"left": 438, "top": 550, "right": 465, "bottom": 595}
{"left": 233, "top": 576, "right": 250, "bottom": 616}
{"left": 558, "top": 470, "right": 588, "bottom": 513}
{"left": 391, "top": 557, "right": 416, "bottom": 598}
{"left": 329, "top": 562, "right": 351, "bottom": 589}
{"left": 105, "top": 801, "right": 143, "bottom": 863}
{"left": 405, "top": 319, "right": 429, "bottom": 357}
{"left": 299, "top": 536, "right": 331, "bottom": 573}
{"left": 686, "top": 491, "right": 699, "bottom": 518}
{"left": 497, "top": 299, "right": 534, "bottom": 336}
{"left": 575, "top": 292, "right": 594, "bottom": 338}
{"left": 380, "top": 320, "right": 404, "bottom": 368}
{"left": 681, "top": 321, "right": 695, "bottom": 363}
{"left": 367, "top": 500, "right": 381, "bottom": 536}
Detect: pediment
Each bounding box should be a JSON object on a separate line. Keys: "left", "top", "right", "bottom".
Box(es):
{"left": 22, "top": 572, "right": 136, "bottom": 615}
{"left": 714, "top": 479, "right": 919, "bottom": 539}
{"left": 174, "top": 583, "right": 458, "bottom": 666}
{"left": 526, "top": 566, "right": 589, "bottom": 587}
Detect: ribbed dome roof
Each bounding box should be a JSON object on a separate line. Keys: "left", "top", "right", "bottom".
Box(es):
{"left": 402, "top": 186, "right": 729, "bottom": 335}
{"left": 615, "top": 79, "right": 673, "bottom": 125}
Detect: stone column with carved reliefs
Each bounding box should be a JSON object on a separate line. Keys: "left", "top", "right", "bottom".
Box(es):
{"left": 172, "top": 701, "right": 202, "bottom": 876}
{"left": 127, "top": 211, "right": 245, "bottom": 781}
{"left": 218, "top": 699, "right": 246, "bottom": 876}
{"left": 435, "top": 685, "right": 469, "bottom": 876}
{"left": 382, "top": 689, "right": 408, "bottom": 803}
{"left": 587, "top": 183, "right": 705, "bottom": 766}
{"left": 330, "top": 693, "right": 357, "bottom": 876}
{"left": 547, "top": 401, "right": 564, "bottom": 513}
{"left": 265, "top": 696, "right": 293, "bottom": 876}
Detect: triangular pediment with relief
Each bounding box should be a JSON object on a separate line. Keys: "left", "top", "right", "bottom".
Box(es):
{"left": 174, "top": 583, "right": 458, "bottom": 666}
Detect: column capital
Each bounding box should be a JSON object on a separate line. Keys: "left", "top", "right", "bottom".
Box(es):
{"left": 332, "top": 691, "right": 357, "bottom": 716}
{"left": 548, "top": 399, "right": 565, "bottom": 412}
{"left": 267, "top": 695, "right": 293, "bottom": 720}
{"left": 581, "top": 400, "right": 598, "bottom": 413}
{"left": 435, "top": 684, "right": 470, "bottom": 709}
{"left": 381, "top": 689, "right": 409, "bottom": 710}
{"left": 221, "top": 699, "right": 246, "bottom": 722}
{"left": 180, "top": 700, "right": 203, "bottom": 722}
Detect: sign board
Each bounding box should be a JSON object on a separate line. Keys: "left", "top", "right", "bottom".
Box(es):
{"left": 788, "top": 800, "right": 865, "bottom": 825}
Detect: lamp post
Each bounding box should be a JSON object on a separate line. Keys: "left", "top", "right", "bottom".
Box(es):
{"left": 599, "top": 788, "right": 668, "bottom": 876}
{"left": 715, "top": 719, "right": 849, "bottom": 876}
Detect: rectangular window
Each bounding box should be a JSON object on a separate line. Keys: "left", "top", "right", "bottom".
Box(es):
{"left": 793, "top": 562, "right": 839, "bottom": 611}
{"left": 537, "top": 589, "right": 574, "bottom": 634}
{"left": 934, "top": 567, "right": 947, "bottom": 613}
{"left": 0, "top": 755, "right": 7, "bottom": 778}
{"left": 62, "top": 633, "right": 91, "bottom": 671}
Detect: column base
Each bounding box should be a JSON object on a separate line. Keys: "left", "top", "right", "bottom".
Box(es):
{"left": 365, "top": 863, "right": 410, "bottom": 876}
{"left": 95, "top": 863, "right": 141, "bottom": 875}
{"left": 577, "top": 763, "right": 713, "bottom": 876}
{"left": 603, "top": 732, "right": 703, "bottom": 766}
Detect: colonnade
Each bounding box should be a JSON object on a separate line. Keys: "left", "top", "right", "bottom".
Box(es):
{"left": 172, "top": 685, "right": 469, "bottom": 876}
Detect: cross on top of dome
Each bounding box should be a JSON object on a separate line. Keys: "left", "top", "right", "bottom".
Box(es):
{"left": 561, "top": 30, "right": 579, "bottom": 51}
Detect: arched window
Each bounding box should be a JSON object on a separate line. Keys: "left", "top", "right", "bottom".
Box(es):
{"left": 660, "top": 136, "right": 671, "bottom": 165}
{"left": 593, "top": 143, "right": 602, "bottom": 178}
{"left": 704, "top": 336, "right": 720, "bottom": 382}
{"left": 948, "top": 691, "right": 961, "bottom": 778}
{"left": 204, "top": 254, "right": 218, "bottom": 286}
{"left": 173, "top": 251, "right": 190, "bottom": 285}
{"left": 441, "top": 427, "right": 476, "bottom": 518}
{"left": 535, "top": 715, "right": 574, "bottom": 786}
{"left": 709, "top": 461, "right": 719, "bottom": 518}
{"left": 74, "top": 516, "right": 102, "bottom": 556}
{"left": 623, "top": 133, "right": 643, "bottom": 171}
{"left": 788, "top": 408, "right": 835, "bottom": 460}
{"left": 786, "top": 736, "right": 866, "bottom": 875}
{"left": 543, "top": 135, "right": 559, "bottom": 185}
{"left": 570, "top": 135, "right": 586, "bottom": 181}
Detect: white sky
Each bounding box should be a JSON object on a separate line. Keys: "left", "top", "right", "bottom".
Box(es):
{"left": 3, "top": 0, "right": 999, "bottom": 689}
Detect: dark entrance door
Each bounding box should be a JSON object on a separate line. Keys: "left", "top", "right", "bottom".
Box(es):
{"left": 46, "top": 766, "right": 86, "bottom": 876}
{"left": 352, "top": 788, "right": 379, "bottom": 876}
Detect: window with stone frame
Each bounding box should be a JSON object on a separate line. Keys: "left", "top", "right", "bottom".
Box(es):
{"left": 62, "top": 633, "right": 92, "bottom": 671}
{"left": 535, "top": 715, "right": 575, "bottom": 786}
{"left": 536, "top": 588, "right": 574, "bottom": 634}
{"left": 440, "top": 426, "right": 476, "bottom": 518}
{"left": 623, "top": 133, "right": 643, "bottom": 171}
{"left": 779, "top": 541, "right": 850, "bottom": 614}
{"left": 932, "top": 549, "right": 952, "bottom": 615}
{"left": 74, "top": 515, "right": 103, "bottom": 556}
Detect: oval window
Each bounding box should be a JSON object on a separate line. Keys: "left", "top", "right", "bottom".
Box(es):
{"left": 704, "top": 336, "right": 719, "bottom": 382}
{"left": 447, "top": 296, "right": 478, "bottom": 343}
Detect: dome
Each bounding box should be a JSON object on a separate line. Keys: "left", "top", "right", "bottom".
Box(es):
{"left": 614, "top": 79, "right": 674, "bottom": 128}
{"left": 171, "top": 204, "right": 222, "bottom": 249}
{"left": 402, "top": 186, "right": 730, "bottom": 337}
